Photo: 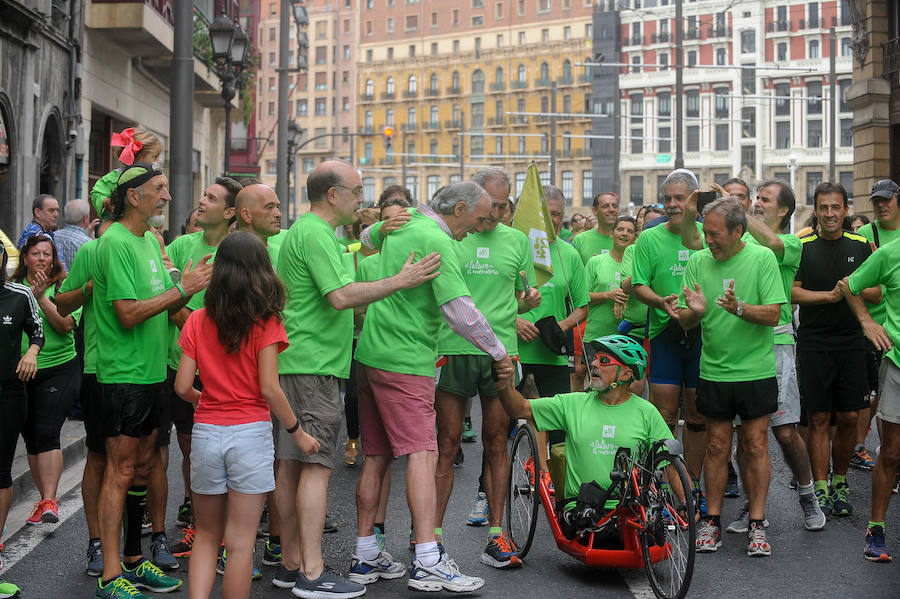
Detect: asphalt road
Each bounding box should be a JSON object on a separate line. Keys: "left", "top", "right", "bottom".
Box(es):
{"left": 2, "top": 401, "right": 899, "bottom": 599}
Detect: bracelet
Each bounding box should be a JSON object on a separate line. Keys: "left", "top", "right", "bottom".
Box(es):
{"left": 175, "top": 282, "right": 186, "bottom": 299}
{"left": 82, "top": 282, "right": 91, "bottom": 297}
{"left": 285, "top": 419, "right": 300, "bottom": 434}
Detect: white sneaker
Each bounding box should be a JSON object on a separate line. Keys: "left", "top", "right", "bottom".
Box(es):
{"left": 348, "top": 551, "right": 406, "bottom": 584}
{"left": 408, "top": 550, "right": 485, "bottom": 593}
{"left": 466, "top": 492, "right": 489, "bottom": 526}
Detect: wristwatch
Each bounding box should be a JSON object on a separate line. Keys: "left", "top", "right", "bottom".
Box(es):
{"left": 735, "top": 300, "right": 744, "bottom": 318}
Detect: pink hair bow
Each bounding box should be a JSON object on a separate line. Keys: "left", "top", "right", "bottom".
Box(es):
{"left": 111, "top": 128, "right": 143, "bottom": 166}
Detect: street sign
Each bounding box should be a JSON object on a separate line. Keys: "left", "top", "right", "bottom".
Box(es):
{"left": 656, "top": 154, "right": 671, "bottom": 163}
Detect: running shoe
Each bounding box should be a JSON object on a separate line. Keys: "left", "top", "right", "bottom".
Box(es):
{"left": 747, "top": 521, "right": 771, "bottom": 557}
{"left": 292, "top": 566, "right": 366, "bottom": 598}
{"left": 263, "top": 540, "right": 282, "bottom": 566}
{"left": 170, "top": 527, "right": 195, "bottom": 557}
{"left": 323, "top": 514, "right": 338, "bottom": 533}
{"left": 695, "top": 519, "right": 722, "bottom": 552}
{"left": 272, "top": 564, "right": 300, "bottom": 588}
{"left": 0, "top": 580, "right": 20, "bottom": 599}
{"left": 799, "top": 492, "right": 826, "bottom": 531}
{"left": 480, "top": 531, "right": 522, "bottom": 569}
{"left": 693, "top": 486, "right": 707, "bottom": 519}
{"left": 348, "top": 550, "right": 406, "bottom": 584}
{"left": 150, "top": 535, "right": 179, "bottom": 571}
{"left": 726, "top": 502, "right": 769, "bottom": 534}
{"left": 374, "top": 525, "right": 385, "bottom": 552}
{"left": 95, "top": 576, "right": 151, "bottom": 599}
{"left": 408, "top": 548, "right": 485, "bottom": 593}
{"left": 462, "top": 418, "right": 477, "bottom": 443}
{"left": 789, "top": 478, "right": 798, "bottom": 490}
{"left": 176, "top": 498, "right": 192, "bottom": 527}
{"left": 86, "top": 538, "right": 104, "bottom": 577}
{"left": 815, "top": 488, "right": 833, "bottom": 518}
{"left": 258, "top": 503, "right": 270, "bottom": 537}
{"left": 454, "top": 447, "right": 464, "bottom": 467}
{"left": 864, "top": 525, "right": 892, "bottom": 562}
{"left": 141, "top": 510, "right": 152, "bottom": 536}
{"left": 344, "top": 438, "right": 360, "bottom": 466}
{"left": 25, "top": 498, "right": 58, "bottom": 525}
{"left": 466, "top": 492, "right": 489, "bottom": 526}
{"left": 216, "top": 549, "right": 262, "bottom": 580}
{"left": 850, "top": 446, "right": 876, "bottom": 471}
{"left": 831, "top": 481, "right": 853, "bottom": 517}
{"left": 121, "top": 559, "right": 183, "bottom": 592}
{"left": 724, "top": 463, "right": 740, "bottom": 498}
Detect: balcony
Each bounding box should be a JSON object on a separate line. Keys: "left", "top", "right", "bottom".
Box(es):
{"left": 87, "top": 0, "right": 174, "bottom": 57}
{"left": 404, "top": 122, "right": 416, "bottom": 131}
{"left": 707, "top": 26, "right": 731, "bottom": 38}
{"left": 488, "top": 116, "right": 505, "bottom": 126}
{"left": 685, "top": 28, "right": 698, "bottom": 39}
{"left": 631, "top": 34, "right": 643, "bottom": 46}
{"left": 535, "top": 77, "right": 551, "bottom": 87}
{"left": 361, "top": 94, "right": 374, "bottom": 101}
{"left": 422, "top": 120, "right": 440, "bottom": 130}
{"left": 403, "top": 90, "right": 418, "bottom": 99}
{"left": 490, "top": 82, "right": 505, "bottom": 91}
{"left": 425, "top": 88, "right": 440, "bottom": 96}
{"left": 884, "top": 37, "right": 900, "bottom": 77}
{"left": 777, "top": 20, "right": 789, "bottom": 31}
{"left": 381, "top": 92, "right": 395, "bottom": 100}
{"left": 445, "top": 119, "right": 463, "bottom": 129}
{"left": 446, "top": 85, "right": 461, "bottom": 95}
{"left": 511, "top": 80, "right": 528, "bottom": 89}
{"left": 557, "top": 75, "right": 573, "bottom": 85}
{"left": 654, "top": 32, "right": 669, "bottom": 43}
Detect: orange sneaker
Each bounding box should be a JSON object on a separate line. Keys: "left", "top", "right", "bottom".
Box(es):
{"left": 25, "top": 498, "right": 58, "bottom": 525}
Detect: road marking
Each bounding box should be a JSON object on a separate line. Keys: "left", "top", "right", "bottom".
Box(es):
{"left": 1, "top": 455, "right": 86, "bottom": 571}
{"left": 621, "top": 568, "right": 657, "bottom": 599}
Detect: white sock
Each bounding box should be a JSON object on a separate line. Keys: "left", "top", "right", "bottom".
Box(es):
{"left": 415, "top": 541, "right": 440, "bottom": 568}
{"left": 798, "top": 482, "right": 815, "bottom": 497}
{"left": 356, "top": 535, "right": 380, "bottom": 560}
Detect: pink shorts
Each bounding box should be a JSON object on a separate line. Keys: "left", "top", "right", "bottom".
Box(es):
{"left": 357, "top": 364, "right": 437, "bottom": 457}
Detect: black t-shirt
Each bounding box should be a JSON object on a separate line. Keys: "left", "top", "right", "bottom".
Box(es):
{"left": 794, "top": 230, "right": 872, "bottom": 351}
{"left": 0, "top": 281, "right": 45, "bottom": 382}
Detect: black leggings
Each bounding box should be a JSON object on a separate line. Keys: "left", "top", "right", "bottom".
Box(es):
{"left": 22, "top": 358, "right": 81, "bottom": 455}
{"left": 520, "top": 363, "right": 571, "bottom": 445}
{"left": 0, "top": 380, "right": 27, "bottom": 488}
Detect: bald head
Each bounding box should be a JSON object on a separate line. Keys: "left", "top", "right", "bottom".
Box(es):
{"left": 235, "top": 184, "right": 281, "bottom": 240}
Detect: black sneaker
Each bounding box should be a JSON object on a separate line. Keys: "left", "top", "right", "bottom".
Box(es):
{"left": 323, "top": 515, "right": 338, "bottom": 533}
{"left": 291, "top": 566, "right": 365, "bottom": 598}
{"left": 176, "top": 499, "right": 193, "bottom": 527}
{"left": 86, "top": 538, "right": 104, "bottom": 577}
{"left": 454, "top": 447, "right": 464, "bottom": 468}
{"left": 272, "top": 564, "right": 300, "bottom": 589}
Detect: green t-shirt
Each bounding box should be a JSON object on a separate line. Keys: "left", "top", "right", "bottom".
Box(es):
{"left": 857, "top": 221, "right": 899, "bottom": 326}
{"left": 165, "top": 231, "right": 219, "bottom": 369}
{"left": 355, "top": 253, "right": 381, "bottom": 283}
{"left": 620, "top": 244, "right": 647, "bottom": 330}
{"left": 746, "top": 233, "right": 801, "bottom": 345}
{"left": 437, "top": 224, "right": 535, "bottom": 357}
{"left": 21, "top": 281, "right": 81, "bottom": 369}
{"left": 93, "top": 222, "right": 172, "bottom": 384}
{"left": 531, "top": 392, "right": 673, "bottom": 507}
{"left": 277, "top": 213, "right": 354, "bottom": 378}
{"left": 632, "top": 221, "right": 704, "bottom": 340}
{"left": 849, "top": 236, "right": 900, "bottom": 369}
{"left": 267, "top": 229, "right": 288, "bottom": 267}
{"left": 559, "top": 228, "right": 573, "bottom": 241}
{"left": 355, "top": 210, "right": 470, "bottom": 377}
{"left": 584, "top": 252, "right": 625, "bottom": 342}
{"left": 58, "top": 240, "right": 98, "bottom": 373}
{"left": 518, "top": 240, "right": 589, "bottom": 366}
{"left": 573, "top": 229, "right": 613, "bottom": 265}
{"left": 679, "top": 243, "right": 786, "bottom": 382}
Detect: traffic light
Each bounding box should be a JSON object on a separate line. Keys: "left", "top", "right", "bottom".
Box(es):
{"left": 383, "top": 126, "right": 394, "bottom": 151}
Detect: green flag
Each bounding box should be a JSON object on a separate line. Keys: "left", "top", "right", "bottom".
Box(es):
{"left": 512, "top": 163, "right": 556, "bottom": 286}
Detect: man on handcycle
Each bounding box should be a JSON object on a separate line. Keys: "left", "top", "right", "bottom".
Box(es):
{"left": 496, "top": 334, "right": 674, "bottom": 537}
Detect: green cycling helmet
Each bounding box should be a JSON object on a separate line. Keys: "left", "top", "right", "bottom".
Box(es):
{"left": 586, "top": 334, "right": 648, "bottom": 381}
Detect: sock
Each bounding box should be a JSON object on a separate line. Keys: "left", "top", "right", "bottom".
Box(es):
{"left": 151, "top": 532, "right": 165, "bottom": 543}
{"left": 488, "top": 526, "right": 502, "bottom": 538}
{"left": 269, "top": 535, "right": 281, "bottom": 546}
{"left": 798, "top": 482, "right": 815, "bottom": 496}
{"left": 415, "top": 541, "right": 440, "bottom": 568}
{"left": 868, "top": 521, "right": 885, "bottom": 530}
{"left": 814, "top": 479, "right": 828, "bottom": 494}
{"left": 854, "top": 443, "right": 865, "bottom": 452}
{"left": 749, "top": 518, "right": 765, "bottom": 528}
{"left": 356, "top": 535, "right": 380, "bottom": 560}
{"left": 89, "top": 537, "right": 101, "bottom": 545}
{"left": 832, "top": 473, "right": 846, "bottom": 487}
{"left": 374, "top": 522, "right": 384, "bottom": 535}
{"left": 708, "top": 515, "right": 721, "bottom": 529}
{"left": 434, "top": 527, "right": 442, "bottom": 541}
{"left": 123, "top": 485, "right": 147, "bottom": 560}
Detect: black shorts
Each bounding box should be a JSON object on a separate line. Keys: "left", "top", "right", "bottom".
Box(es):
{"left": 865, "top": 341, "right": 883, "bottom": 397}
{"left": 696, "top": 377, "right": 778, "bottom": 422}
{"left": 0, "top": 380, "right": 27, "bottom": 488}
{"left": 99, "top": 381, "right": 164, "bottom": 439}
{"left": 166, "top": 366, "right": 198, "bottom": 437}
{"left": 22, "top": 358, "right": 81, "bottom": 454}
{"left": 797, "top": 349, "right": 869, "bottom": 414}
{"left": 81, "top": 373, "right": 106, "bottom": 454}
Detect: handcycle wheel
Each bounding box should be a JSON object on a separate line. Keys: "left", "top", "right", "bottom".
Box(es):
{"left": 505, "top": 422, "right": 540, "bottom": 560}
{"left": 639, "top": 449, "right": 696, "bottom": 599}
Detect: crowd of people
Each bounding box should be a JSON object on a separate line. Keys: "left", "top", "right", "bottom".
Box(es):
{"left": 0, "top": 122, "right": 898, "bottom": 599}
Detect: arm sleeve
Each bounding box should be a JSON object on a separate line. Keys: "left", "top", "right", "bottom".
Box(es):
{"left": 621, "top": 244, "right": 634, "bottom": 277}
{"left": 758, "top": 251, "right": 787, "bottom": 305}
{"left": 779, "top": 234, "right": 802, "bottom": 269}
{"left": 306, "top": 232, "right": 354, "bottom": 297}
{"left": 90, "top": 170, "right": 120, "bottom": 216}
{"left": 58, "top": 247, "right": 90, "bottom": 293}
{"left": 440, "top": 296, "right": 506, "bottom": 360}
{"left": 21, "top": 288, "right": 45, "bottom": 349}
{"left": 567, "top": 249, "right": 590, "bottom": 308}
{"left": 631, "top": 234, "right": 653, "bottom": 287}
{"left": 258, "top": 315, "right": 289, "bottom": 354}
{"left": 530, "top": 395, "right": 568, "bottom": 432}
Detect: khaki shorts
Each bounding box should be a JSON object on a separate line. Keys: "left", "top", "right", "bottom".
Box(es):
{"left": 274, "top": 374, "right": 342, "bottom": 468}
{"left": 877, "top": 358, "right": 900, "bottom": 426}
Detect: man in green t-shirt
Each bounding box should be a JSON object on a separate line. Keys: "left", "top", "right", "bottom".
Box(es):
{"left": 433, "top": 169, "right": 540, "bottom": 570}
{"left": 234, "top": 183, "right": 283, "bottom": 251}
{"left": 678, "top": 197, "right": 786, "bottom": 558}
{"left": 272, "top": 161, "right": 441, "bottom": 598}
{"left": 572, "top": 191, "right": 618, "bottom": 265}
{"left": 842, "top": 234, "right": 900, "bottom": 563}
{"left": 585, "top": 216, "right": 636, "bottom": 347}
{"left": 352, "top": 181, "right": 513, "bottom": 593}
{"left": 92, "top": 163, "right": 212, "bottom": 597}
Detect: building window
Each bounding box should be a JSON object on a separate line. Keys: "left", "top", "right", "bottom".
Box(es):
{"left": 386, "top": 17, "right": 394, "bottom": 33}
{"left": 452, "top": 8, "right": 459, "bottom": 24}
{"left": 362, "top": 177, "right": 375, "bottom": 204}
{"left": 630, "top": 176, "right": 644, "bottom": 205}
{"left": 659, "top": 126, "right": 671, "bottom": 153}
{"left": 582, "top": 171, "right": 592, "bottom": 204}
{"left": 472, "top": 70, "right": 485, "bottom": 93}
{"left": 519, "top": 31, "right": 526, "bottom": 45}
{"left": 315, "top": 98, "right": 327, "bottom": 115}
{"left": 742, "top": 107, "right": 756, "bottom": 138}
{"left": 538, "top": 0, "right": 550, "bottom": 13}
{"left": 807, "top": 81, "right": 822, "bottom": 114}
{"left": 430, "top": 105, "right": 438, "bottom": 126}
{"left": 265, "top": 159, "right": 276, "bottom": 174}
{"left": 268, "top": 52, "right": 276, "bottom": 66}
{"left": 714, "top": 87, "right": 729, "bottom": 118}
{"left": 429, "top": 139, "right": 438, "bottom": 159}
{"left": 315, "top": 21, "right": 327, "bottom": 39}
{"left": 715, "top": 124, "right": 729, "bottom": 151}
{"left": 451, "top": 71, "right": 460, "bottom": 91}
{"left": 658, "top": 92, "right": 671, "bottom": 117}
{"left": 631, "top": 129, "right": 643, "bottom": 154}
{"left": 517, "top": 64, "right": 526, "bottom": 84}
{"left": 564, "top": 25, "right": 571, "bottom": 40}
{"left": 686, "top": 126, "right": 699, "bottom": 151}
{"left": 659, "top": 53, "right": 669, "bottom": 70}
{"left": 364, "top": 110, "right": 373, "bottom": 129}
{"left": 840, "top": 171, "right": 854, "bottom": 200}
{"left": 806, "top": 172, "right": 823, "bottom": 204}
{"left": 630, "top": 93, "right": 643, "bottom": 118}
{"left": 496, "top": 2, "right": 504, "bottom": 18}
{"left": 387, "top": 47, "right": 394, "bottom": 59}
{"left": 775, "top": 83, "right": 790, "bottom": 116}
{"left": 495, "top": 136, "right": 503, "bottom": 154}
{"left": 386, "top": 77, "right": 395, "bottom": 95}
{"left": 303, "top": 158, "right": 315, "bottom": 173}
{"left": 838, "top": 79, "right": 851, "bottom": 112}
{"left": 687, "top": 50, "right": 697, "bottom": 66}
{"left": 841, "top": 37, "right": 852, "bottom": 56}
{"left": 297, "top": 99, "right": 308, "bottom": 116}
{"left": 807, "top": 120, "right": 822, "bottom": 148}
{"left": 406, "top": 14, "right": 418, "bottom": 31}
{"left": 775, "top": 121, "right": 790, "bottom": 149}
{"left": 471, "top": 102, "right": 484, "bottom": 127}
{"left": 808, "top": 39, "right": 819, "bottom": 58}
{"left": 716, "top": 48, "right": 727, "bottom": 65}
{"left": 268, "top": 102, "right": 275, "bottom": 116}
{"left": 427, "top": 175, "right": 441, "bottom": 199}
{"left": 777, "top": 43, "right": 787, "bottom": 61}
{"left": 561, "top": 171, "right": 574, "bottom": 202}
{"left": 385, "top": 109, "right": 394, "bottom": 127}
{"left": 741, "top": 30, "right": 755, "bottom": 53}
{"left": 741, "top": 145, "right": 756, "bottom": 175}
{"left": 497, "top": 34, "right": 504, "bottom": 47}
{"left": 315, "top": 72, "right": 327, "bottom": 90}
{"left": 343, "top": 45, "right": 351, "bottom": 59}
{"left": 405, "top": 177, "right": 418, "bottom": 201}
{"left": 518, "top": 135, "right": 526, "bottom": 154}
{"left": 366, "top": 49, "right": 373, "bottom": 61}
{"left": 742, "top": 66, "right": 756, "bottom": 94}
{"left": 840, "top": 118, "right": 853, "bottom": 147}
{"left": 408, "top": 75, "right": 417, "bottom": 94}
{"left": 431, "top": 11, "right": 438, "bottom": 27}
{"left": 472, "top": 15, "right": 484, "bottom": 26}
{"left": 407, "top": 106, "right": 416, "bottom": 128}
{"left": 686, "top": 90, "right": 699, "bottom": 118}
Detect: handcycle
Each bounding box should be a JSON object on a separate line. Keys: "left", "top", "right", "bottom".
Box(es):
{"left": 505, "top": 423, "right": 696, "bottom": 599}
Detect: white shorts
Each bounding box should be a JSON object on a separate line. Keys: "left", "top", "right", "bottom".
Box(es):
{"left": 877, "top": 358, "right": 900, "bottom": 426}
{"left": 190, "top": 421, "right": 275, "bottom": 495}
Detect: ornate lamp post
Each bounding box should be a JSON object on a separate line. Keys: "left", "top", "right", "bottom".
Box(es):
{"left": 209, "top": 13, "right": 249, "bottom": 175}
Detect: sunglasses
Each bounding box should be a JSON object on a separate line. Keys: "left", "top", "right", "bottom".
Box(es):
{"left": 583, "top": 344, "right": 627, "bottom": 369}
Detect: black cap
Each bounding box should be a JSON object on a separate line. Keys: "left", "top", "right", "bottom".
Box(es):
{"left": 870, "top": 179, "right": 899, "bottom": 201}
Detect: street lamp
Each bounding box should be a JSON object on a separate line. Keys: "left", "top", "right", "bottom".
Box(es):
{"left": 209, "top": 13, "right": 249, "bottom": 176}
{"left": 286, "top": 120, "right": 304, "bottom": 222}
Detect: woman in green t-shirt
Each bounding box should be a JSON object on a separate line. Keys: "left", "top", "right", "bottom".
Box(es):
{"left": 13, "top": 235, "right": 81, "bottom": 525}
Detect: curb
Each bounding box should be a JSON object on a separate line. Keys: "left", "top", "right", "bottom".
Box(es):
{"left": 10, "top": 419, "right": 87, "bottom": 509}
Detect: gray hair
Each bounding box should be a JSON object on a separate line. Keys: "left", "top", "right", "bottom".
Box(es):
{"left": 702, "top": 196, "right": 747, "bottom": 235}
{"left": 64, "top": 199, "right": 90, "bottom": 224}
{"left": 542, "top": 185, "right": 565, "bottom": 217}
{"left": 429, "top": 181, "right": 488, "bottom": 215}
{"left": 472, "top": 168, "right": 511, "bottom": 193}
{"left": 661, "top": 168, "right": 699, "bottom": 193}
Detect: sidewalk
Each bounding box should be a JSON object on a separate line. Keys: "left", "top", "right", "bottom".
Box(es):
{"left": 9, "top": 419, "right": 87, "bottom": 509}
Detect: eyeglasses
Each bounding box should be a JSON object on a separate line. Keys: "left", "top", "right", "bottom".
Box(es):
{"left": 647, "top": 203, "right": 664, "bottom": 211}
{"left": 334, "top": 184, "right": 364, "bottom": 198}
{"left": 582, "top": 343, "right": 627, "bottom": 369}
